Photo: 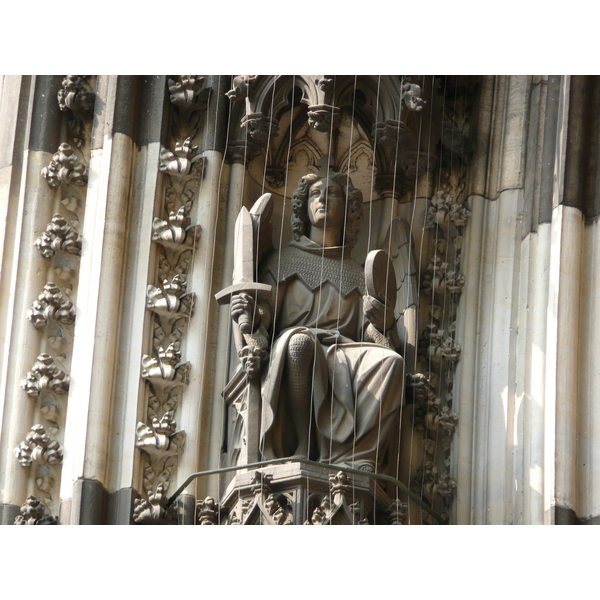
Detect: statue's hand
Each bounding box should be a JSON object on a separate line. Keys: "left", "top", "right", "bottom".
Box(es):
{"left": 363, "top": 294, "right": 395, "bottom": 333}
{"left": 231, "top": 293, "right": 260, "bottom": 333}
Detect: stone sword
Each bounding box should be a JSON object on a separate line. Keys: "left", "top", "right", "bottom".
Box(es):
{"left": 214, "top": 197, "right": 272, "bottom": 334}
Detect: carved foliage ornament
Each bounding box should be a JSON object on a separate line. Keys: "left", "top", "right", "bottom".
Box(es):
{"left": 141, "top": 342, "right": 190, "bottom": 386}
{"left": 135, "top": 412, "right": 185, "bottom": 460}
{"left": 133, "top": 483, "right": 177, "bottom": 525}
{"left": 57, "top": 76, "right": 95, "bottom": 113}
{"left": 14, "top": 495, "right": 59, "bottom": 525}
{"left": 27, "top": 283, "right": 75, "bottom": 329}
{"left": 152, "top": 206, "right": 201, "bottom": 250}
{"left": 41, "top": 143, "right": 88, "bottom": 188}
{"left": 146, "top": 275, "right": 195, "bottom": 320}
{"left": 35, "top": 214, "right": 82, "bottom": 258}
{"left": 14, "top": 424, "right": 63, "bottom": 467}
{"left": 21, "top": 354, "right": 70, "bottom": 397}
{"left": 168, "top": 76, "right": 209, "bottom": 111}
{"left": 159, "top": 137, "right": 206, "bottom": 179}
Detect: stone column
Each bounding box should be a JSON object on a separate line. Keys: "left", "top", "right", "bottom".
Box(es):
{"left": 0, "top": 76, "right": 62, "bottom": 524}
{"left": 175, "top": 76, "right": 229, "bottom": 523}
{"left": 59, "top": 76, "right": 142, "bottom": 524}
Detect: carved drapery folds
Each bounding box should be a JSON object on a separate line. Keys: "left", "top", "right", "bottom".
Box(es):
{"left": 135, "top": 76, "right": 209, "bottom": 521}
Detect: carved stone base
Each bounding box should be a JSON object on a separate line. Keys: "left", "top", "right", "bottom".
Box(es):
{"left": 217, "top": 462, "right": 402, "bottom": 525}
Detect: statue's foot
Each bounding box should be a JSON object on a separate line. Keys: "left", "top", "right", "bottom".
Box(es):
{"left": 353, "top": 460, "right": 375, "bottom": 473}
{"left": 294, "top": 442, "right": 309, "bottom": 459}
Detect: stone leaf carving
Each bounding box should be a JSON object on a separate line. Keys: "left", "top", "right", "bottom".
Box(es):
{"left": 196, "top": 496, "right": 218, "bottom": 525}
{"left": 412, "top": 461, "right": 457, "bottom": 500}
{"left": 41, "top": 143, "right": 88, "bottom": 188}
{"left": 57, "top": 75, "right": 95, "bottom": 113}
{"left": 401, "top": 81, "right": 425, "bottom": 111}
{"left": 240, "top": 113, "right": 279, "bottom": 142}
{"left": 141, "top": 342, "right": 190, "bottom": 386}
{"left": 27, "top": 283, "right": 75, "bottom": 329}
{"left": 20, "top": 354, "right": 70, "bottom": 397}
{"left": 307, "top": 104, "right": 340, "bottom": 132}
{"left": 440, "top": 269, "right": 465, "bottom": 294}
{"left": 35, "top": 214, "right": 82, "bottom": 258}
{"left": 425, "top": 189, "right": 471, "bottom": 229}
{"left": 14, "top": 495, "right": 59, "bottom": 525}
{"left": 14, "top": 424, "right": 63, "bottom": 467}
{"left": 168, "top": 76, "right": 209, "bottom": 111}
{"left": 152, "top": 207, "right": 201, "bottom": 250}
{"left": 135, "top": 412, "right": 185, "bottom": 461}
{"left": 159, "top": 138, "right": 205, "bottom": 179}
{"left": 146, "top": 275, "right": 195, "bottom": 320}
{"left": 133, "top": 483, "right": 177, "bottom": 525}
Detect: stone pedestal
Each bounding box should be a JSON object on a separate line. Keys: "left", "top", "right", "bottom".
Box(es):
{"left": 217, "top": 462, "right": 405, "bottom": 525}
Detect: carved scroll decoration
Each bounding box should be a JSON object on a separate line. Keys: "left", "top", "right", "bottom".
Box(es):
{"left": 14, "top": 495, "right": 59, "bottom": 525}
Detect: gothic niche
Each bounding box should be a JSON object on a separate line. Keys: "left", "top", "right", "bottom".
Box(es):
{"left": 210, "top": 76, "right": 478, "bottom": 525}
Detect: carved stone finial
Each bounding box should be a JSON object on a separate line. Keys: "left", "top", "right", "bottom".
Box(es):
{"left": 196, "top": 496, "right": 218, "bottom": 525}
{"left": 168, "top": 76, "right": 209, "bottom": 111}
{"left": 41, "top": 143, "right": 88, "bottom": 188}
{"left": 57, "top": 76, "right": 95, "bottom": 113}
{"left": 387, "top": 499, "right": 408, "bottom": 524}
{"left": 14, "top": 424, "right": 63, "bottom": 467}
{"left": 27, "top": 283, "right": 75, "bottom": 329}
{"left": 20, "top": 354, "right": 70, "bottom": 397}
{"left": 35, "top": 214, "right": 82, "bottom": 258}
{"left": 14, "top": 495, "right": 58, "bottom": 525}
{"left": 133, "top": 483, "right": 177, "bottom": 525}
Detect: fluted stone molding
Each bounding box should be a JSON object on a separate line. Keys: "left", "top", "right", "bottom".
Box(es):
{"left": 0, "top": 76, "right": 65, "bottom": 523}
{"left": 59, "top": 76, "right": 143, "bottom": 524}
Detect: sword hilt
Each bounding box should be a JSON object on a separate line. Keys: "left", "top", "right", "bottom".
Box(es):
{"left": 215, "top": 282, "right": 273, "bottom": 334}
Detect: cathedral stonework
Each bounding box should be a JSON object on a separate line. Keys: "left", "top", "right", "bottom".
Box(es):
{"left": 0, "top": 75, "right": 599, "bottom": 525}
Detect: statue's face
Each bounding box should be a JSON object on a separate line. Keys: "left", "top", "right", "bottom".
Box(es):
{"left": 307, "top": 178, "right": 346, "bottom": 231}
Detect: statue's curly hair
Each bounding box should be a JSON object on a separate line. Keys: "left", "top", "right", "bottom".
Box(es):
{"left": 290, "top": 171, "right": 364, "bottom": 249}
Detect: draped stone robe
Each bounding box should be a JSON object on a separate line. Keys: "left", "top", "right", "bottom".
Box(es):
{"left": 258, "top": 236, "right": 404, "bottom": 468}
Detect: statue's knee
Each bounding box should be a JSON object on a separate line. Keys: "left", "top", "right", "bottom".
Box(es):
{"left": 287, "top": 332, "right": 314, "bottom": 363}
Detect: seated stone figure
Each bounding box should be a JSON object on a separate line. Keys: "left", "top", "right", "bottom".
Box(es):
{"left": 230, "top": 169, "right": 404, "bottom": 473}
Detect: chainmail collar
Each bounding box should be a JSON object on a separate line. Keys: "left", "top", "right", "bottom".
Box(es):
{"left": 261, "top": 237, "right": 365, "bottom": 297}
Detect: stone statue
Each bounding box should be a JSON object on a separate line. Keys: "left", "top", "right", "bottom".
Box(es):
{"left": 223, "top": 169, "right": 405, "bottom": 473}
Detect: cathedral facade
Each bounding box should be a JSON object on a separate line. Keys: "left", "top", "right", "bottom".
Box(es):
{"left": 0, "top": 75, "right": 597, "bottom": 525}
